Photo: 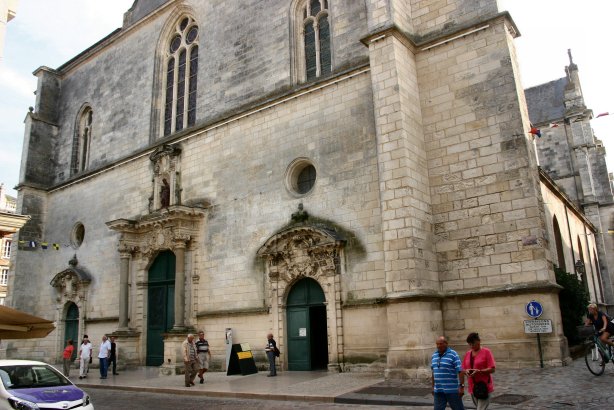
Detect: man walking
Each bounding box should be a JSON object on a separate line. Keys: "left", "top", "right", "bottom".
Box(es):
{"left": 78, "top": 336, "right": 92, "bottom": 379}
{"left": 109, "top": 336, "right": 119, "bottom": 375}
{"left": 182, "top": 334, "right": 198, "bottom": 387}
{"left": 431, "top": 335, "right": 465, "bottom": 410}
{"left": 98, "top": 335, "right": 111, "bottom": 379}
{"left": 265, "top": 333, "right": 277, "bottom": 377}
{"left": 195, "top": 331, "right": 211, "bottom": 384}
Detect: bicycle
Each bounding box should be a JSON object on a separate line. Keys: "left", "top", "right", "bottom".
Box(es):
{"left": 584, "top": 332, "right": 614, "bottom": 375}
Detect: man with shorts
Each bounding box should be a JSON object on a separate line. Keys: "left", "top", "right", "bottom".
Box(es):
{"left": 195, "top": 330, "right": 211, "bottom": 384}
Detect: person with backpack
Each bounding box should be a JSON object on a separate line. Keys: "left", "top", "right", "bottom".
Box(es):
{"left": 265, "top": 333, "right": 278, "bottom": 377}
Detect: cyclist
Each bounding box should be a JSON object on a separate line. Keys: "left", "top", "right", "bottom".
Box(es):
{"left": 585, "top": 303, "right": 614, "bottom": 349}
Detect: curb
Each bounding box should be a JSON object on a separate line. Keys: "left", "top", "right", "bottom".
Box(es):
{"left": 78, "top": 383, "right": 335, "bottom": 403}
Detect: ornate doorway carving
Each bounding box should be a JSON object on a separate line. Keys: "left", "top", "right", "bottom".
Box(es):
{"left": 257, "top": 225, "right": 345, "bottom": 371}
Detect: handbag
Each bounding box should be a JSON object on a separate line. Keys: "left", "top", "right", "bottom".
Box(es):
{"left": 470, "top": 353, "right": 490, "bottom": 400}
{"left": 274, "top": 346, "right": 280, "bottom": 357}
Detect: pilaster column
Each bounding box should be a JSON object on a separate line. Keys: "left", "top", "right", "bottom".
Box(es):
{"left": 118, "top": 250, "right": 131, "bottom": 331}
{"left": 172, "top": 240, "right": 187, "bottom": 330}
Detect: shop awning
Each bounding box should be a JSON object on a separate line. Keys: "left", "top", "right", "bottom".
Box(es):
{"left": 0, "top": 305, "right": 55, "bottom": 339}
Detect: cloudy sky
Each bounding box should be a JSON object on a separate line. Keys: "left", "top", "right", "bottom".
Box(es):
{"left": 1, "top": 0, "right": 613, "bottom": 198}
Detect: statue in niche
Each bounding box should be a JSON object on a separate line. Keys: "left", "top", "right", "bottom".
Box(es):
{"left": 160, "top": 178, "right": 170, "bottom": 208}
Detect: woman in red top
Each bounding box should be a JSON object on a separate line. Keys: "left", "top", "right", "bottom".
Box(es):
{"left": 462, "top": 332, "right": 496, "bottom": 410}
{"left": 62, "top": 339, "right": 74, "bottom": 377}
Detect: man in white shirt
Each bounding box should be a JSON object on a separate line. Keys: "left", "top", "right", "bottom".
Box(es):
{"left": 98, "top": 335, "right": 112, "bottom": 379}
{"left": 78, "top": 336, "right": 93, "bottom": 379}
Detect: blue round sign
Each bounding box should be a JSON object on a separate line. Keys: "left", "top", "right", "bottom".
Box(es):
{"left": 526, "top": 300, "right": 543, "bottom": 318}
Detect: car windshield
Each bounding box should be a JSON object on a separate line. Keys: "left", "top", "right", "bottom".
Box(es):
{"left": 0, "top": 365, "right": 72, "bottom": 389}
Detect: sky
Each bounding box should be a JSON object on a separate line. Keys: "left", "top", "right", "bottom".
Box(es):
{"left": 1, "top": 0, "right": 613, "bottom": 198}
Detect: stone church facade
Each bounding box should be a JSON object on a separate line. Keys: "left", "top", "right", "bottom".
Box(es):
{"left": 8, "top": 0, "right": 604, "bottom": 376}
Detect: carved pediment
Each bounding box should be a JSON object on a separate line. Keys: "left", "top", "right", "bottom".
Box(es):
{"left": 107, "top": 205, "right": 206, "bottom": 257}
{"left": 50, "top": 256, "right": 92, "bottom": 299}
{"left": 257, "top": 226, "right": 345, "bottom": 283}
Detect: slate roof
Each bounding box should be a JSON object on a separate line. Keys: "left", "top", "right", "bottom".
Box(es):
{"left": 524, "top": 77, "right": 567, "bottom": 125}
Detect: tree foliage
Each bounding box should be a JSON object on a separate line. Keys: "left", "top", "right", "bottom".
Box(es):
{"left": 554, "top": 266, "right": 590, "bottom": 345}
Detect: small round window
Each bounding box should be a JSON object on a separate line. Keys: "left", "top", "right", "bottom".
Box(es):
{"left": 71, "top": 222, "right": 85, "bottom": 248}
{"left": 286, "top": 158, "right": 317, "bottom": 196}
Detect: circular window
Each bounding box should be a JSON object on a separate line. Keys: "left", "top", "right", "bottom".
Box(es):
{"left": 186, "top": 26, "right": 199, "bottom": 44}
{"left": 71, "top": 223, "right": 85, "bottom": 248}
{"left": 286, "top": 158, "right": 317, "bottom": 196}
{"left": 169, "top": 35, "right": 182, "bottom": 53}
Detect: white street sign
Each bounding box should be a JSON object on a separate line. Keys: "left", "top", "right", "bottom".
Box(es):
{"left": 524, "top": 319, "right": 552, "bottom": 334}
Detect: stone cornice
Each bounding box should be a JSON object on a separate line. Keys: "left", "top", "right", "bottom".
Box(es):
{"left": 342, "top": 281, "right": 561, "bottom": 307}
{"left": 360, "top": 12, "right": 519, "bottom": 52}
{"left": 197, "top": 307, "right": 268, "bottom": 318}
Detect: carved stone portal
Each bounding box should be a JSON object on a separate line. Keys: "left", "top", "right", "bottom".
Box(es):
{"left": 257, "top": 225, "right": 346, "bottom": 371}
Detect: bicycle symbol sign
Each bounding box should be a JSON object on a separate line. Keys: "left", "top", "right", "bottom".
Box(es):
{"left": 526, "top": 300, "right": 543, "bottom": 318}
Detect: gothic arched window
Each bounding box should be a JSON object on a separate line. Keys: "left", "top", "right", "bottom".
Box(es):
{"left": 71, "top": 107, "right": 92, "bottom": 175}
{"left": 163, "top": 16, "right": 199, "bottom": 137}
{"left": 552, "top": 216, "right": 566, "bottom": 272}
{"left": 298, "top": 0, "right": 331, "bottom": 82}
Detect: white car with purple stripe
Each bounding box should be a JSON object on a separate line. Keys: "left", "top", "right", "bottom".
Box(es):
{"left": 0, "top": 360, "right": 93, "bottom": 409}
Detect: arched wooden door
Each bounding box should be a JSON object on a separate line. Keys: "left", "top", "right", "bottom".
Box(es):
{"left": 64, "top": 303, "right": 79, "bottom": 361}
{"left": 286, "top": 278, "right": 328, "bottom": 370}
{"left": 146, "top": 250, "right": 175, "bottom": 366}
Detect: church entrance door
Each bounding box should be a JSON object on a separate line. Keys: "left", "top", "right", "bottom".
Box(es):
{"left": 65, "top": 303, "right": 79, "bottom": 361}
{"left": 146, "top": 250, "right": 175, "bottom": 366}
{"left": 286, "top": 278, "right": 328, "bottom": 370}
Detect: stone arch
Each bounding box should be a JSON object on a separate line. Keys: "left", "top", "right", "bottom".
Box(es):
{"left": 257, "top": 225, "right": 345, "bottom": 371}
{"left": 50, "top": 257, "right": 91, "bottom": 360}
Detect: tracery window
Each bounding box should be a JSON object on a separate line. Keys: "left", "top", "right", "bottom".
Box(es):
{"left": 163, "top": 16, "right": 199, "bottom": 137}
{"left": 299, "top": 0, "right": 331, "bottom": 82}
{"left": 71, "top": 107, "right": 92, "bottom": 175}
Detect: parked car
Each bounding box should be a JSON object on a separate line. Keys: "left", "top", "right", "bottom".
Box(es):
{"left": 0, "top": 360, "right": 93, "bottom": 409}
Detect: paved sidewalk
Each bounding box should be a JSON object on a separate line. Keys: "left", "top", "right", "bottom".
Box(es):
{"left": 73, "top": 357, "right": 614, "bottom": 409}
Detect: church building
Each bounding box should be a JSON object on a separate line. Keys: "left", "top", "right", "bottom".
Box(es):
{"left": 8, "top": 0, "right": 606, "bottom": 376}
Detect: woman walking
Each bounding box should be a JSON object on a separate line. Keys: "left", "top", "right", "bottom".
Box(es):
{"left": 462, "top": 333, "right": 495, "bottom": 410}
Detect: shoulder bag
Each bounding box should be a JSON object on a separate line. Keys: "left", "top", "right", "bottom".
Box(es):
{"left": 470, "top": 352, "right": 490, "bottom": 400}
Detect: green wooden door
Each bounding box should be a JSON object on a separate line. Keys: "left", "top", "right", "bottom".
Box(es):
{"left": 286, "top": 278, "right": 327, "bottom": 370}
{"left": 65, "top": 303, "right": 79, "bottom": 361}
{"left": 146, "top": 251, "right": 175, "bottom": 366}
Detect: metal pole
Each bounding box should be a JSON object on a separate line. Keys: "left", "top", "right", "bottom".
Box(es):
{"left": 537, "top": 332, "right": 544, "bottom": 368}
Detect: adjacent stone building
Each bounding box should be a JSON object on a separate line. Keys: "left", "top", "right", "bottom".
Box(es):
{"left": 8, "top": 0, "right": 606, "bottom": 376}
{"left": 526, "top": 52, "right": 614, "bottom": 312}
{"left": 0, "top": 183, "right": 28, "bottom": 306}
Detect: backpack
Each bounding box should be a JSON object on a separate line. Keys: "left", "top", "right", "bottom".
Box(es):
{"left": 274, "top": 346, "right": 280, "bottom": 357}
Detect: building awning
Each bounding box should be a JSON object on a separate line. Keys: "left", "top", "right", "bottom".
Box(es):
{"left": 0, "top": 305, "right": 55, "bottom": 339}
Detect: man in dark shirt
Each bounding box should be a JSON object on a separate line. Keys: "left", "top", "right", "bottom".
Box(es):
{"left": 109, "top": 336, "right": 119, "bottom": 375}
{"left": 265, "top": 333, "right": 277, "bottom": 377}
{"left": 195, "top": 331, "right": 211, "bottom": 384}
